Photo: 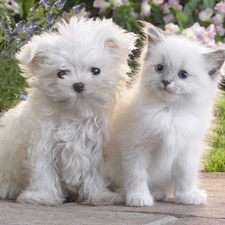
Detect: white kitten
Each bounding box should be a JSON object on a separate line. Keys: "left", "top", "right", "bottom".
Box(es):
{"left": 105, "top": 23, "right": 225, "bottom": 206}
{"left": 0, "top": 17, "right": 137, "bottom": 206}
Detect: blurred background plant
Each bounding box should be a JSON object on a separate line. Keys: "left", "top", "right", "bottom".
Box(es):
{"left": 0, "top": 0, "right": 224, "bottom": 171}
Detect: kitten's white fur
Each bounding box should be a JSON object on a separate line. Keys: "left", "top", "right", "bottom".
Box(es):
{"left": 0, "top": 17, "right": 137, "bottom": 206}
{"left": 105, "top": 23, "right": 225, "bottom": 206}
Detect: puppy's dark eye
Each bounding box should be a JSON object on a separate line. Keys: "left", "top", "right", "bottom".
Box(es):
{"left": 178, "top": 70, "right": 189, "bottom": 79}
{"left": 57, "top": 70, "right": 67, "bottom": 79}
{"left": 91, "top": 67, "right": 101, "bottom": 75}
{"left": 155, "top": 65, "right": 164, "bottom": 73}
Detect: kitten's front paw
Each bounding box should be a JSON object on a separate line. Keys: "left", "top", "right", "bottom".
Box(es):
{"left": 175, "top": 190, "right": 206, "bottom": 205}
{"left": 126, "top": 193, "right": 154, "bottom": 207}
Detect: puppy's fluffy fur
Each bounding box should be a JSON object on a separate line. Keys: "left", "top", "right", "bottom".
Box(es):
{"left": 0, "top": 17, "right": 136, "bottom": 206}
{"left": 105, "top": 23, "right": 225, "bottom": 207}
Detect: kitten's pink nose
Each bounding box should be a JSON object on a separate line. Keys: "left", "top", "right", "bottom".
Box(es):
{"left": 162, "top": 80, "right": 170, "bottom": 87}
{"left": 73, "top": 82, "right": 85, "bottom": 93}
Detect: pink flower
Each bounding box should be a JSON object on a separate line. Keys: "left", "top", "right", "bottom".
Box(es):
{"left": 164, "top": 23, "right": 180, "bottom": 34}
{"left": 163, "top": 14, "right": 174, "bottom": 24}
{"left": 161, "top": 3, "right": 170, "bottom": 14}
{"left": 111, "top": 0, "right": 128, "bottom": 7}
{"left": 140, "top": 0, "right": 151, "bottom": 17}
{"left": 216, "top": 24, "right": 225, "bottom": 36}
{"left": 211, "top": 13, "right": 224, "bottom": 25}
{"left": 206, "top": 24, "right": 216, "bottom": 37}
{"left": 93, "top": 0, "right": 110, "bottom": 14}
{"left": 199, "top": 8, "right": 213, "bottom": 22}
{"left": 168, "top": 0, "right": 182, "bottom": 12}
{"left": 168, "top": 0, "right": 179, "bottom": 5}
{"left": 217, "top": 41, "right": 225, "bottom": 48}
{"left": 215, "top": 1, "right": 225, "bottom": 15}
{"left": 153, "top": 0, "right": 164, "bottom": 4}
{"left": 182, "top": 23, "right": 216, "bottom": 47}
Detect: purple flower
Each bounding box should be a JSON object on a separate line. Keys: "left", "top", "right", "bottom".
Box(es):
{"left": 40, "top": 0, "right": 49, "bottom": 9}
{"left": 72, "top": 3, "right": 86, "bottom": 15}
{"left": 111, "top": 0, "right": 129, "bottom": 7}
{"left": 15, "top": 21, "right": 26, "bottom": 32}
{"left": 19, "top": 94, "right": 27, "bottom": 101}
{"left": 140, "top": 0, "right": 151, "bottom": 17}
{"left": 153, "top": 0, "right": 164, "bottom": 4}
{"left": 214, "top": 1, "right": 225, "bottom": 15}
{"left": 16, "top": 38, "right": 25, "bottom": 48}
{"left": 206, "top": 24, "right": 217, "bottom": 39}
{"left": 5, "top": 27, "right": 12, "bottom": 41}
{"left": 30, "top": 3, "right": 39, "bottom": 13}
{"left": 211, "top": 13, "right": 224, "bottom": 25}
{"left": 168, "top": 0, "right": 179, "bottom": 4}
{"left": 217, "top": 41, "right": 225, "bottom": 48}
{"left": 199, "top": 8, "right": 213, "bottom": 22}
{"left": 26, "top": 25, "right": 35, "bottom": 40}
{"left": 168, "top": 0, "right": 182, "bottom": 12}
{"left": 164, "top": 23, "right": 180, "bottom": 34}
{"left": 163, "top": 14, "right": 174, "bottom": 24}
{"left": 161, "top": 3, "right": 170, "bottom": 14}
{"left": 46, "top": 13, "right": 57, "bottom": 24}
{"left": 54, "top": 0, "right": 66, "bottom": 10}
{"left": 93, "top": 0, "right": 110, "bottom": 14}
{"left": 216, "top": 24, "right": 225, "bottom": 36}
{"left": 182, "top": 23, "right": 201, "bottom": 41}
{"left": 182, "top": 23, "right": 216, "bottom": 47}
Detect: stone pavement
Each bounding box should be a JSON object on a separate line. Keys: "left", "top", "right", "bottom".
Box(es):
{"left": 0, "top": 173, "right": 224, "bottom": 225}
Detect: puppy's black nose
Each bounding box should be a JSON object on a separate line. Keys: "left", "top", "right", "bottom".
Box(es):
{"left": 73, "top": 82, "right": 85, "bottom": 93}
{"left": 162, "top": 80, "right": 170, "bottom": 87}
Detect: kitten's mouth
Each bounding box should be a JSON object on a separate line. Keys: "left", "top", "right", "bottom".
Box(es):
{"left": 160, "top": 86, "right": 172, "bottom": 94}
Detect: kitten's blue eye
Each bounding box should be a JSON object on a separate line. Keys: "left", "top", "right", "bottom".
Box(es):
{"left": 155, "top": 65, "right": 164, "bottom": 73}
{"left": 91, "top": 67, "right": 101, "bottom": 75}
{"left": 178, "top": 70, "right": 188, "bottom": 79}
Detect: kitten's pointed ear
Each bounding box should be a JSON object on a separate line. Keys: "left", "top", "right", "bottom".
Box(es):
{"left": 146, "top": 23, "right": 166, "bottom": 46}
{"left": 203, "top": 49, "right": 225, "bottom": 77}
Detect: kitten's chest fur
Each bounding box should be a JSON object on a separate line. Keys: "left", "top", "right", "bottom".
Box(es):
{"left": 139, "top": 102, "right": 203, "bottom": 151}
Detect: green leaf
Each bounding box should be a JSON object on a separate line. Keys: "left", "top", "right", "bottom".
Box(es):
{"left": 24, "top": 0, "right": 35, "bottom": 16}
{"left": 17, "top": 1, "right": 24, "bottom": 18}
{"left": 202, "top": 0, "right": 216, "bottom": 9}
{"left": 183, "top": 0, "right": 200, "bottom": 17}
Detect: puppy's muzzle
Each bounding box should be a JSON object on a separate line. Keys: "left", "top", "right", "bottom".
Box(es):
{"left": 73, "top": 82, "right": 85, "bottom": 93}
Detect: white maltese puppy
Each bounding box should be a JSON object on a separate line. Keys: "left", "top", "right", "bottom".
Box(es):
{"left": 0, "top": 17, "right": 136, "bottom": 206}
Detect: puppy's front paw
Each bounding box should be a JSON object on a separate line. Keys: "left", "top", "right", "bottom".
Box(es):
{"left": 126, "top": 193, "right": 154, "bottom": 207}
{"left": 175, "top": 190, "right": 206, "bottom": 205}
{"left": 84, "top": 191, "right": 124, "bottom": 206}
{"left": 17, "top": 190, "right": 63, "bottom": 206}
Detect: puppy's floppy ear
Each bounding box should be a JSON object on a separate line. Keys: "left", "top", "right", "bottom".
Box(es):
{"left": 16, "top": 36, "right": 48, "bottom": 73}
{"left": 203, "top": 49, "right": 225, "bottom": 78}
{"left": 104, "top": 31, "right": 137, "bottom": 57}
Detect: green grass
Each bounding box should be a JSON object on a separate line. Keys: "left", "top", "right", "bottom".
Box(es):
{"left": 204, "top": 91, "right": 225, "bottom": 172}
{"left": 0, "top": 58, "right": 27, "bottom": 112}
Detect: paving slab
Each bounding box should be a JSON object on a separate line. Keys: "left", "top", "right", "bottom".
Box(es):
{"left": 0, "top": 172, "right": 224, "bottom": 225}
